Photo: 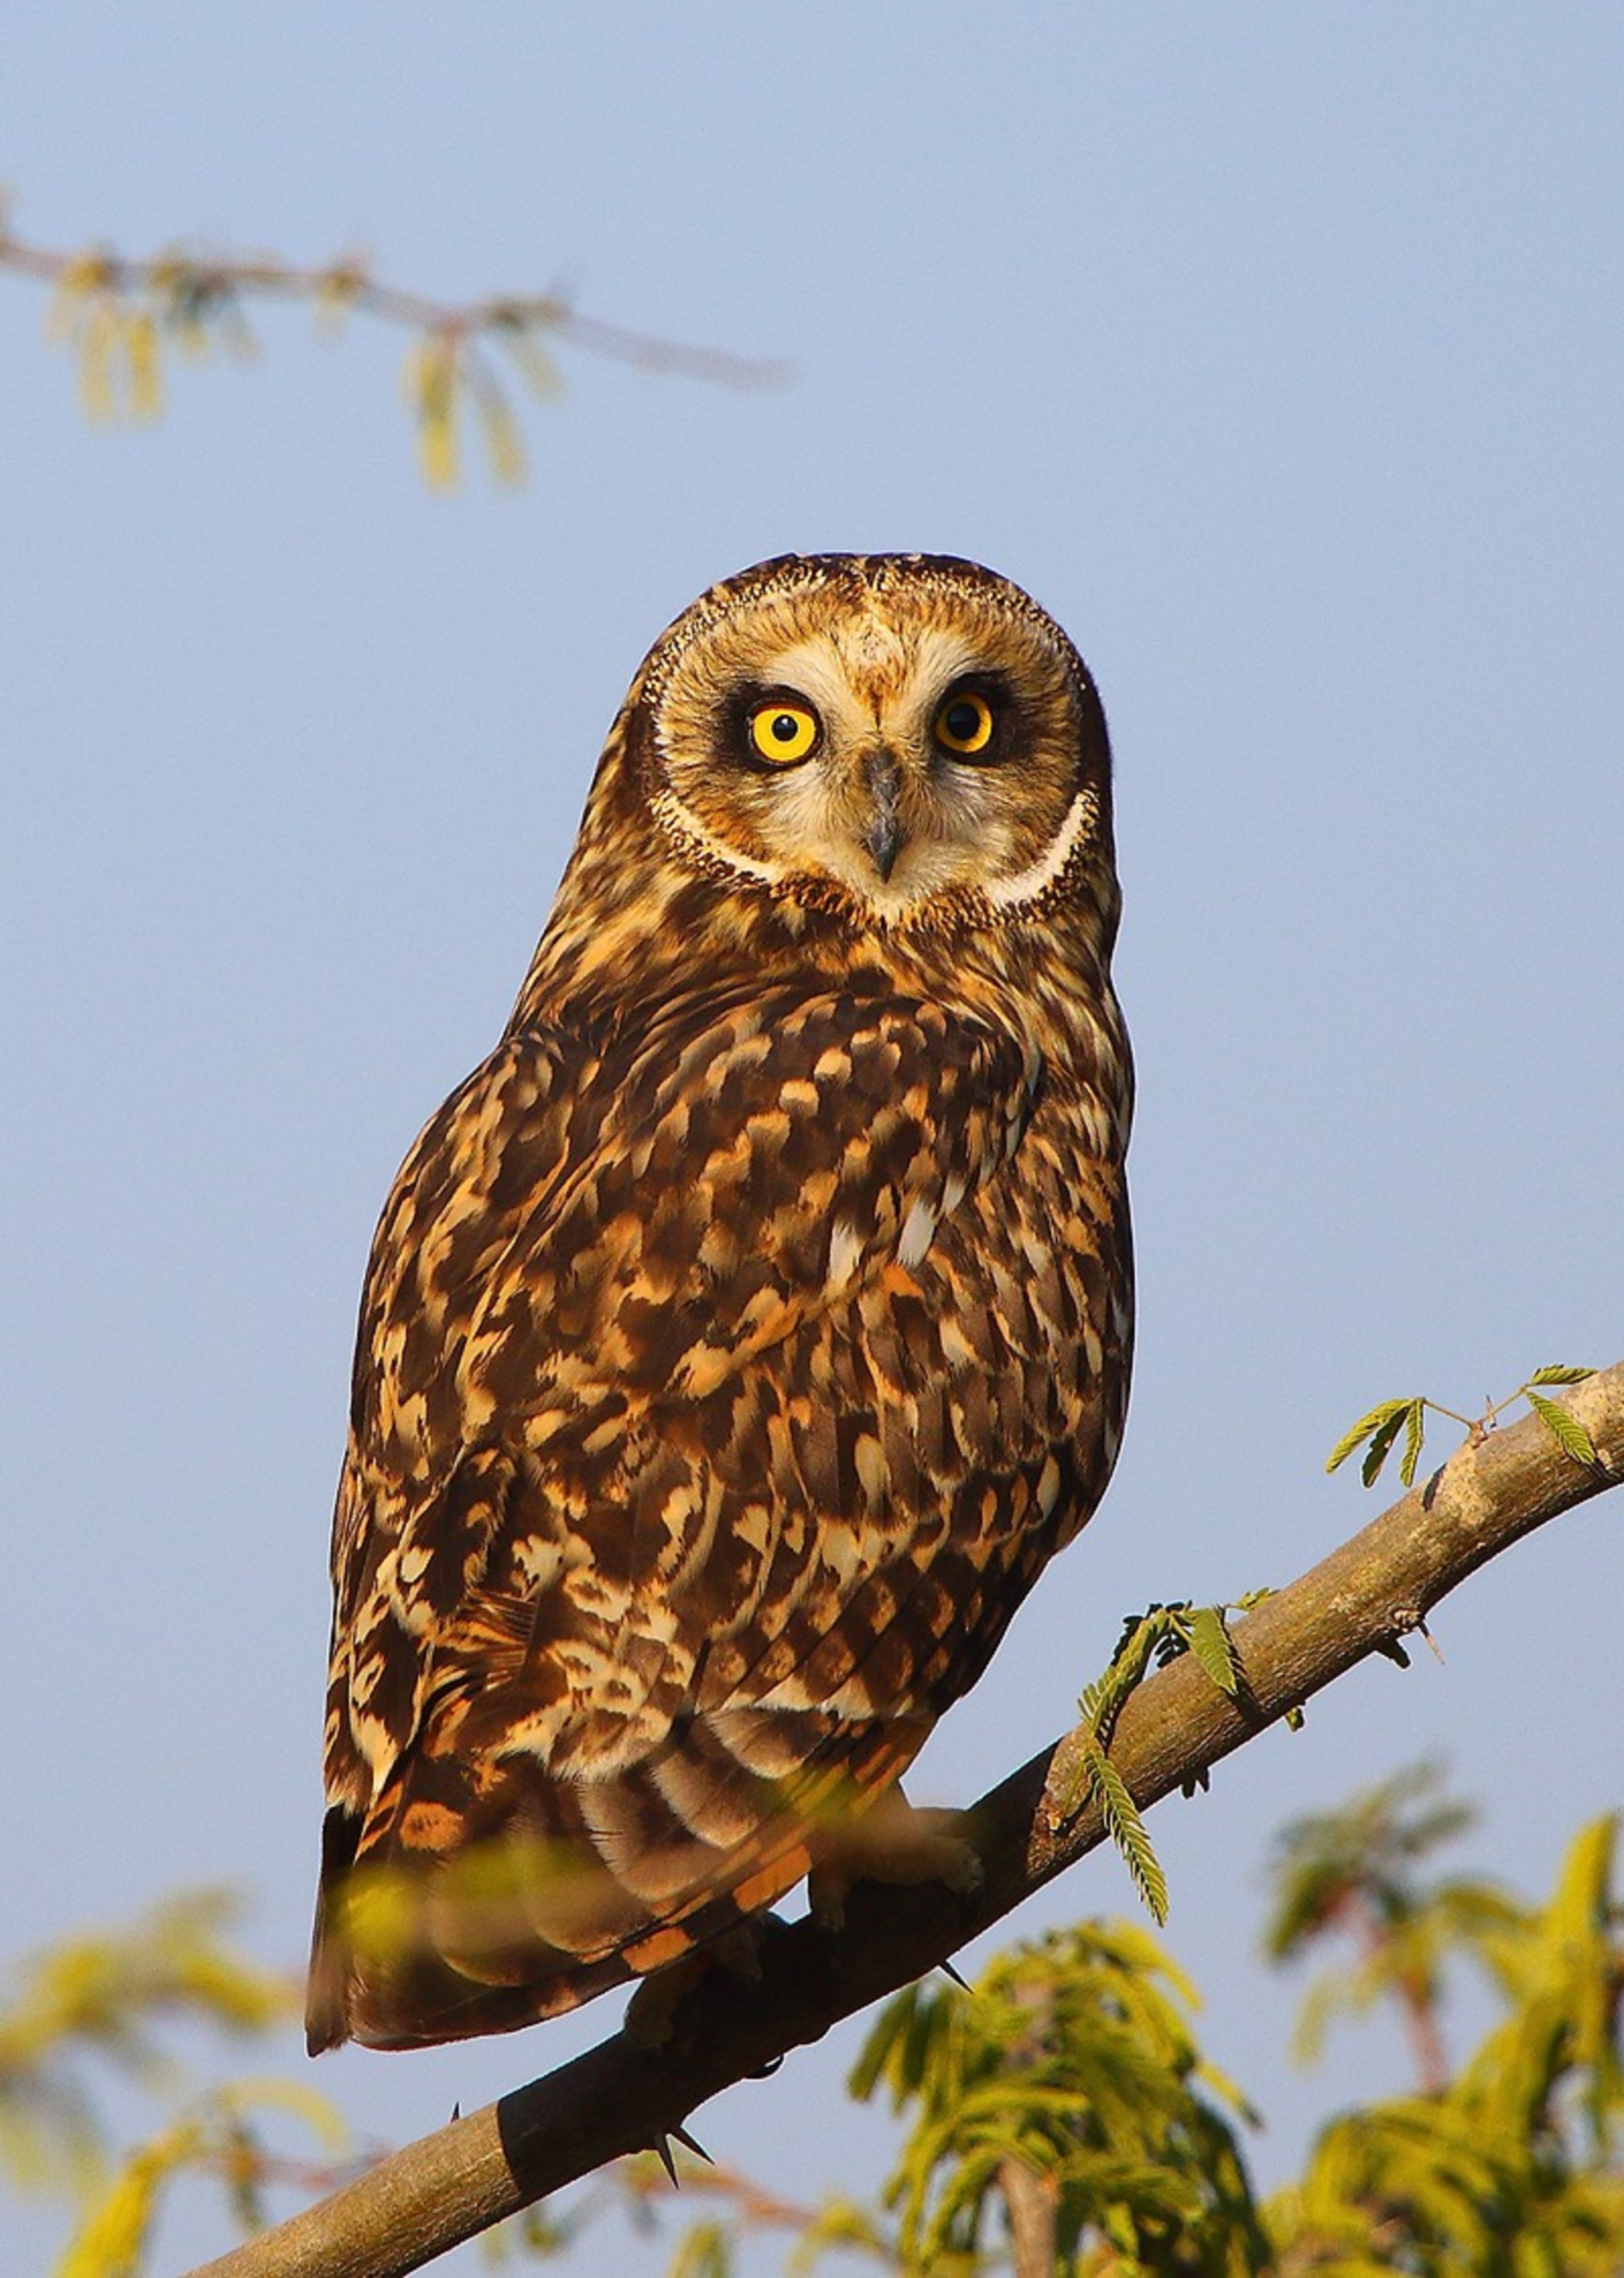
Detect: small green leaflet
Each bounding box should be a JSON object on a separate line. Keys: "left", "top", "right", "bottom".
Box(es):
{"left": 1401, "top": 1397, "right": 1427, "bottom": 1486}
{"left": 1525, "top": 1390, "right": 1601, "bottom": 1470}
{"left": 1185, "top": 1605, "right": 1241, "bottom": 1697}
{"left": 1325, "top": 1398, "right": 1419, "bottom": 1482}
{"left": 1080, "top": 1736, "right": 1168, "bottom": 1926}
{"left": 1360, "top": 1402, "right": 1415, "bottom": 1488}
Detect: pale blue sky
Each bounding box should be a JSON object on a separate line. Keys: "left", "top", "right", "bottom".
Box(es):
{"left": 3, "top": 7, "right": 1620, "bottom": 2270}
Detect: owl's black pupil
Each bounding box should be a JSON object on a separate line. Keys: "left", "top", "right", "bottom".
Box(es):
{"left": 770, "top": 714, "right": 799, "bottom": 742}
{"left": 946, "top": 701, "right": 982, "bottom": 742}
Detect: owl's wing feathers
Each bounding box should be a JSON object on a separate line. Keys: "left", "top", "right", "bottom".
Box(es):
{"left": 313, "top": 986, "right": 1075, "bottom": 2050}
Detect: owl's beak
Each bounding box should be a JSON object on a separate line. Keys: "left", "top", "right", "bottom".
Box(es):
{"left": 861, "top": 750, "right": 904, "bottom": 882}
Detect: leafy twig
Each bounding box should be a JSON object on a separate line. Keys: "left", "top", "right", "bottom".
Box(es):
{"left": 1327, "top": 1367, "right": 1599, "bottom": 1490}
{"left": 1068, "top": 1599, "right": 1266, "bottom": 1924}
{"left": 0, "top": 204, "right": 786, "bottom": 486}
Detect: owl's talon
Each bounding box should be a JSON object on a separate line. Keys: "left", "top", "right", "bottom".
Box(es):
{"left": 622, "top": 1923, "right": 767, "bottom": 2047}
{"left": 713, "top": 1921, "right": 765, "bottom": 1985}
{"left": 810, "top": 1789, "right": 983, "bottom": 1927}
{"left": 807, "top": 1868, "right": 849, "bottom": 1934}
{"left": 624, "top": 1954, "right": 706, "bottom": 2048}
{"left": 938, "top": 1835, "right": 985, "bottom": 1898}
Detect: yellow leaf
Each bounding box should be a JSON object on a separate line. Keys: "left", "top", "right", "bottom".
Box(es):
{"left": 55, "top": 2122, "right": 199, "bottom": 2278}
{"left": 125, "top": 311, "right": 163, "bottom": 420}
{"left": 78, "top": 304, "right": 119, "bottom": 422}
{"left": 478, "top": 387, "right": 526, "bottom": 486}
{"left": 407, "top": 333, "right": 461, "bottom": 489}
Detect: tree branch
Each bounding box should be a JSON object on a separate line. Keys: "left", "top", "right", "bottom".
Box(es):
{"left": 0, "top": 208, "right": 785, "bottom": 483}
{"left": 0, "top": 216, "right": 785, "bottom": 385}
{"left": 191, "top": 1363, "right": 1624, "bottom": 2277}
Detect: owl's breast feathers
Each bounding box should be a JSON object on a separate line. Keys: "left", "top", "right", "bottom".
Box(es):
{"left": 309, "top": 976, "right": 1130, "bottom": 2050}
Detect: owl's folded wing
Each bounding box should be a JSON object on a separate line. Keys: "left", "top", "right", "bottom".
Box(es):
{"left": 311, "top": 986, "right": 1055, "bottom": 2049}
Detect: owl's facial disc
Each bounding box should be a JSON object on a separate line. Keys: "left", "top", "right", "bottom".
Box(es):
{"left": 643, "top": 566, "right": 1103, "bottom": 925}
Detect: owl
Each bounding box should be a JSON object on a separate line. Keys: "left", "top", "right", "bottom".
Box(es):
{"left": 306, "top": 553, "right": 1133, "bottom": 2055}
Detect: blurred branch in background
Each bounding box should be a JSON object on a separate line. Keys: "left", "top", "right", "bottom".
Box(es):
{"left": 1263, "top": 1812, "right": 1624, "bottom": 2277}
{"left": 1263, "top": 1759, "right": 1530, "bottom": 2089}
{"left": 0, "top": 1892, "right": 357, "bottom": 2276}
{"left": 0, "top": 200, "right": 787, "bottom": 487}
{"left": 0, "top": 1890, "right": 293, "bottom": 2200}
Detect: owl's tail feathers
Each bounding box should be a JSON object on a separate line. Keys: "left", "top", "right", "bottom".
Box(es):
{"left": 305, "top": 1805, "right": 360, "bottom": 2056}
{"left": 303, "top": 1807, "right": 815, "bottom": 2056}
{"left": 303, "top": 1789, "right": 665, "bottom": 2055}
{"left": 304, "top": 1715, "right": 932, "bottom": 2054}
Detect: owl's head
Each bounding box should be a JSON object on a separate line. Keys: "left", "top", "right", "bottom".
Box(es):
{"left": 598, "top": 554, "right": 1114, "bottom": 935}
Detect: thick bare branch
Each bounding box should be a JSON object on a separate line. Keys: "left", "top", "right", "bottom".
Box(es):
{"left": 192, "top": 1362, "right": 1624, "bottom": 2277}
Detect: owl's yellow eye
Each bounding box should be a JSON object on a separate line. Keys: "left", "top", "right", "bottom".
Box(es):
{"left": 933, "top": 690, "right": 996, "bottom": 757}
{"left": 748, "top": 700, "right": 820, "bottom": 767}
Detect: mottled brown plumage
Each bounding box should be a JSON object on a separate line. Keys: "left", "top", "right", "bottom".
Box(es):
{"left": 307, "top": 553, "right": 1133, "bottom": 2053}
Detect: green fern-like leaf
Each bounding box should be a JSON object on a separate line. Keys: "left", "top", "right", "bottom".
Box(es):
{"left": 1525, "top": 1390, "right": 1601, "bottom": 1470}
{"left": 1527, "top": 1364, "right": 1596, "bottom": 1387}
{"left": 846, "top": 1982, "right": 924, "bottom": 2109}
{"left": 1360, "top": 1402, "right": 1414, "bottom": 1488}
{"left": 1399, "top": 1396, "right": 1427, "bottom": 1487}
{"left": 1326, "top": 1398, "right": 1414, "bottom": 1476}
{"left": 1082, "top": 1738, "right": 1169, "bottom": 1926}
{"left": 1185, "top": 1606, "right": 1240, "bottom": 1698}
